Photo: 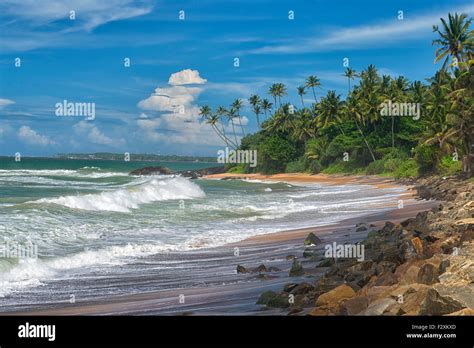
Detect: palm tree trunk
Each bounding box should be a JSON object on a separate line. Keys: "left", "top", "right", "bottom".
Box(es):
{"left": 391, "top": 114, "right": 395, "bottom": 148}
{"left": 311, "top": 87, "right": 317, "bottom": 103}
{"left": 237, "top": 112, "right": 246, "bottom": 137}
{"left": 300, "top": 96, "right": 305, "bottom": 108}
{"left": 220, "top": 121, "right": 230, "bottom": 147}
{"left": 212, "top": 125, "right": 236, "bottom": 149}
{"left": 355, "top": 120, "right": 376, "bottom": 161}
{"left": 230, "top": 121, "right": 238, "bottom": 145}
{"left": 256, "top": 114, "right": 261, "bottom": 127}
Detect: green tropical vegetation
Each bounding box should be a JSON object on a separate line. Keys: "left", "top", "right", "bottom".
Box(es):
{"left": 200, "top": 13, "right": 473, "bottom": 178}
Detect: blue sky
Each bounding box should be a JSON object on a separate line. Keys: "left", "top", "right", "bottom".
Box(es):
{"left": 0, "top": 0, "right": 472, "bottom": 157}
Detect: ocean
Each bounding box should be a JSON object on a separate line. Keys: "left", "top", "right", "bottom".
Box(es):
{"left": 0, "top": 157, "right": 406, "bottom": 310}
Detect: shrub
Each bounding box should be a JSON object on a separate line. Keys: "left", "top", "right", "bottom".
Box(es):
{"left": 438, "top": 155, "right": 462, "bottom": 176}
{"left": 394, "top": 159, "right": 419, "bottom": 178}
{"left": 365, "top": 160, "right": 385, "bottom": 175}
{"left": 285, "top": 158, "right": 306, "bottom": 173}
{"left": 414, "top": 144, "right": 438, "bottom": 174}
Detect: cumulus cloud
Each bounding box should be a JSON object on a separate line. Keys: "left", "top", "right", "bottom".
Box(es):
{"left": 168, "top": 69, "right": 207, "bottom": 86}
{"left": 17, "top": 126, "right": 56, "bottom": 146}
{"left": 73, "top": 121, "right": 125, "bottom": 147}
{"left": 137, "top": 69, "right": 232, "bottom": 146}
{"left": 0, "top": 98, "right": 15, "bottom": 109}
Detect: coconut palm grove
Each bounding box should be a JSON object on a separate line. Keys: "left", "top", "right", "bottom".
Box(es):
{"left": 200, "top": 13, "right": 473, "bottom": 177}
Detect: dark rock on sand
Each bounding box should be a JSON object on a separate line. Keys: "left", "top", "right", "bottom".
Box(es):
{"left": 256, "top": 291, "right": 289, "bottom": 308}
{"left": 236, "top": 265, "right": 249, "bottom": 273}
{"left": 304, "top": 232, "right": 322, "bottom": 246}
{"left": 289, "top": 259, "right": 304, "bottom": 277}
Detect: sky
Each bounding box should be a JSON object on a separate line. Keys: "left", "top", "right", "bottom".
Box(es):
{"left": 0, "top": 0, "right": 472, "bottom": 157}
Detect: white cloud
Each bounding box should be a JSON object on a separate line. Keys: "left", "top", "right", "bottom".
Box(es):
{"left": 0, "top": 98, "right": 15, "bottom": 109}
{"left": 248, "top": 4, "right": 474, "bottom": 54}
{"left": 137, "top": 69, "right": 234, "bottom": 146}
{"left": 17, "top": 126, "right": 56, "bottom": 146}
{"left": 168, "top": 69, "right": 207, "bottom": 85}
{"left": 0, "top": 0, "right": 153, "bottom": 31}
{"left": 138, "top": 85, "right": 203, "bottom": 113}
{"left": 73, "top": 121, "right": 125, "bottom": 147}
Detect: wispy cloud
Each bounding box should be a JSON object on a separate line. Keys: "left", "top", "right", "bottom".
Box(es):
{"left": 248, "top": 4, "right": 474, "bottom": 55}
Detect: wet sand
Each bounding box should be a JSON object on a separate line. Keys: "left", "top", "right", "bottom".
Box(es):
{"left": 4, "top": 174, "right": 437, "bottom": 316}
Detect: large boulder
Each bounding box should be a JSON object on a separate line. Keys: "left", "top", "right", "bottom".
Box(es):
{"left": 419, "top": 288, "right": 465, "bottom": 315}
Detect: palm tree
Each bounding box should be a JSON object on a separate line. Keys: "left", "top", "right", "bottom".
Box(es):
{"left": 269, "top": 83, "right": 287, "bottom": 107}
{"left": 344, "top": 94, "right": 376, "bottom": 161}
{"left": 216, "top": 106, "right": 235, "bottom": 149}
{"left": 261, "top": 98, "right": 273, "bottom": 119}
{"left": 343, "top": 68, "right": 357, "bottom": 93}
{"left": 226, "top": 107, "right": 239, "bottom": 145}
{"left": 199, "top": 105, "right": 212, "bottom": 121}
{"left": 297, "top": 86, "right": 306, "bottom": 107}
{"left": 433, "top": 13, "right": 473, "bottom": 70}
{"left": 305, "top": 75, "right": 321, "bottom": 103}
{"left": 269, "top": 84, "right": 279, "bottom": 106}
{"left": 317, "top": 90, "right": 345, "bottom": 135}
{"left": 249, "top": 95, "right": 262, "bottom": 127}
{"left": 231, "top": 98, "right": 246, "bottom": 137}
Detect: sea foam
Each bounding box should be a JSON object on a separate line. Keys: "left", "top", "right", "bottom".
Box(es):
{"left": 35, "top": 177, "right": 206, "bottom": 212}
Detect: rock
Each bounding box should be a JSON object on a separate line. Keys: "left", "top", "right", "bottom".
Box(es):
{"left": 340, "top": 295, "right": 368, "bottom": 315}
{"left": 411, "top": 237, "right": 424, "bottom": 255}
{"left": 390, "top": 284, "right": 431, "bottom": 315}
{"left": 304, "top": 232, "right": 322, "bottom": 246}
{"left": 256, "top": 291, "right": 289, "bottom": 308}
{"left": 236, "top": 265, "right": 249, "bottom": 273}
{"left": 361, "top": 298, "right": 397, "bottom": 315}
{"left": 356, "top": 225, "right": 368, "bottom": 232}
{"left": 254, "top": 264, "right": 268, "bottom": 273}
{"left": 283, "top": 283, "right": 298, "bottom": 293}
{"left": 290, "top": 282, "right": 315, "bottom": 295}
{"left": 375, "top": 261, "right": 397, "bottom": 275}
{"left": 286, "top": 254, "right": 296, "bottom": 261}
{"left": 446, "top": 308, "right": 474, "bottom": 316}
{"left": 315, "top": 284, "right": 356, "bottom": 307}
{"left": 302, "top": 250, "right": 319, "bottom": 259}
{"left": 439, "top": 259, "right": 450, "bottom": 274}
{"left": 417, "top": 263, "right": 440, "bottom": 285}
{"left": 317, "top": 258, "right": 335, "bottom": 268}
{"left": 289, "top": 259, "right": 304, "bottom": 277}
{"left": 129, "top": 166, "right": 174, "bottom": 176}
{"left": 419, "top": 288, "right": 465, "bottom": 315}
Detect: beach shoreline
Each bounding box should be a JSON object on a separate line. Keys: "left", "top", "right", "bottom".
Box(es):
{"left": 3, "top": 173, "right": 435, "bottom": 316}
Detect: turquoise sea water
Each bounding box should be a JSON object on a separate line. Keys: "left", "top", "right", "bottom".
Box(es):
{"left": 0, "top": 157, "right": 406, "bottom": 300}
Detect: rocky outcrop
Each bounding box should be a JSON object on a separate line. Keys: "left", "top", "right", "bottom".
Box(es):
{"left": 257, "top": 175, "right": 474, "bottom": 316}
{"left": 129, "top": 165, "right": 225, "bottom": 178}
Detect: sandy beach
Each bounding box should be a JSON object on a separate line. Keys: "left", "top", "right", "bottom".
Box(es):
{"left": 3, "top": 174, "right": 436, "bottom": 316}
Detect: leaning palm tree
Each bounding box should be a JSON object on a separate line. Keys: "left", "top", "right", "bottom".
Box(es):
{"left": 297, "top": 86, "right": 306, "bottom": 107}
{"left": 261, "top": 98, "right": 273, "bottom": 119}
{"left": 305, "top": 75, "right": 321, "bottom": 103}
{"left": 226, "top": 107, "right": 239, "bottom": 145}
{"left": 204, "top": 114, "right": 233, "bottom": 147}
{"left": 343, "top": 68, "right": 357, "bottom": 93}
{"left": 216, "top": 106, "right": 236, "bottom": 149}
{"left": 432, "top": 13, "right": 473, "bottom": 70}
{"left": 231, "top": 98, "right": 246, "bottom": 137}
{"left": 199, "top": 105, "right": 212, "bottom": 121}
